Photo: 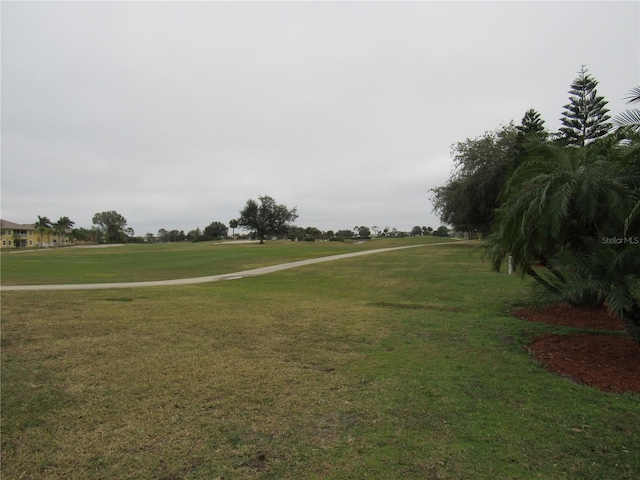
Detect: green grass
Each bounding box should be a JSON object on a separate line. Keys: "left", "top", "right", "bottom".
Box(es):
{"left": 2, "top": 242, "right": 638, "bottom": 479}
{"left": 0, "top": 237, "right": 447, "bottom": 285}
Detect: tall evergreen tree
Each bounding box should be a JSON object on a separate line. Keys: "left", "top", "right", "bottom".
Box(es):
{"left": 515, "top": 108, "right": 548, "bottom": 165}
{"left": 516, "top": 109, "right": 547, "bottom": 140}
{"left": 559, "top": 65, "right": 611, "bottom": 147}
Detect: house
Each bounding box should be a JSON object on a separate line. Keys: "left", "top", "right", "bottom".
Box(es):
{"left": 0, "top": 219, "right": 70, "bottom": 248}
{"left": 1, "top": 220, "right": 37, "bottom": 248}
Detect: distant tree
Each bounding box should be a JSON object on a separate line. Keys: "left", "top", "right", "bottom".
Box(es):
{"left": 371, "top": 226, "right": 380, "bottom": 238}
{"left": 357, "top": 226, "right": 371, "bottom": 239}
{"left": 229, "top": 219, "right": 239, "bottom": 237}
{"left": 434, "top": 226, "right": 450, "bottom": 237}
{"left": 71, "top": 227, "right": 88, "bottom": 243}
{"left": 613, "top": 86, "right": 640, "bottom": 134}
{"left": 89, "top": 228, "right": 100, "bottom": 243}
{"left": 335, "top": 229, "right": 354, "bottom": 239}
{"left": 204, "top": 221, "right": 228, "bottom": 240}
{"left": 70, "top": 227, "right": 98, "bottom": 244}
{"left": 288, "top": 226, "right": 304, "bottom": 241}
{"left": 92, "top": 211, "right": 129, "bottom": 244}
{"left": 305, "top": 226, "right": 322, "bottom": 240}
{"left": 431, "top": 124, "right": 518, "bottom": 237}
{"left": 187, "top": 227, "right": 202, "bottom": 242}
{"left": 160, "top": 229, "right": 184, "bottom": 242}
{"left": 410, "top": 226, "right": 422, "bottom": 236}
{"left": 559, "top": 65, "right": 611, "bottom": 147}
{"left": 34, "top": 215, "right": 52, "bottom": 247}
{"left": 238, "top": 195, "right": 298, "bottom": 244}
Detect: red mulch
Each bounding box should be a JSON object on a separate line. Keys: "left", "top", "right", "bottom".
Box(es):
{"left": 513, "top": 303, "right": 640, "bottom": 394}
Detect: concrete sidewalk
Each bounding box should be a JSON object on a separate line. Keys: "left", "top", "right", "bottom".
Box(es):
{"left": 0, "top": 242, "right": 459, "bottom": 291}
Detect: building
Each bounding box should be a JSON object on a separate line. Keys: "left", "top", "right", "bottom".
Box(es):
{"left": 0, "top": 219, "right": 70, "bottom": 248}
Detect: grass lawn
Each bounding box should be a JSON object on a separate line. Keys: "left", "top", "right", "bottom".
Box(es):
{"left": 2, "top": 240, "right": 639, "bottom": 479}
{"left": 0, "top": 236, "right": 446, "bottom": 286}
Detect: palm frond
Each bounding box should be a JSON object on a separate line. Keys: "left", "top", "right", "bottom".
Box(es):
{"left": 624, "top": 197, "right": 640, "bottom": 236}
{"left": 624, "top": 86, "right": 640, "bottom": 104}
{"left": 613, "top": 109, "right": 640, "bottom": 132}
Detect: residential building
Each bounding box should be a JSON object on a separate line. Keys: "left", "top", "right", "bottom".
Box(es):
{"left": 0, "top": 219, "right": 70, "bottom": 248}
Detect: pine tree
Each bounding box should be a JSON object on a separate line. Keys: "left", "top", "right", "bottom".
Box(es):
{"left": 559, "top": 65, "right": 611, "bottom": 147}
{"left": 516, "top": 108, "right": 547, "bottom": 140}
{"left": 514, "top": 109, "right": 547, "bottom": 167}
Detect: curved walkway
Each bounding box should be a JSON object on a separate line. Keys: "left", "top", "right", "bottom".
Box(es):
{"left": 0, "top": 242, "right": 461, "bottom": 291}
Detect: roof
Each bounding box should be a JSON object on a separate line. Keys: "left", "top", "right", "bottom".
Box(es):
{"left": 0, "top": 219, "right": 36, "bottom": 230}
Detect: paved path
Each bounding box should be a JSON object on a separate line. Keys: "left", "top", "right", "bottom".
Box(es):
{"left": 0, "top": 242, "right": 459, "bottom": 291}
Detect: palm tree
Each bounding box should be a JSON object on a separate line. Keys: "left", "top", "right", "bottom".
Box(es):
{"left": 229, "top": 219, "right": 238, "bottom": 238}
{"left": 540, "top": 240, "right": 640, "bottom": 346}
{"left": 487, "top": 143, "right": 627, "bottom": 274}
{"left": 34, "top": 215, "right": 52, "bottom": 248}
{"left": 613, "top": 86, "right": 640, "bottom": 133}
{"left": 53, "top": 216, "right": 75, "bottom": 246}
{"left": 485, "top": 137, "right": 640, "bottom": 345}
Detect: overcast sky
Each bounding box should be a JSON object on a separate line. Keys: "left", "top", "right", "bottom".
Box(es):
{"left": 2, "top": 1, "right": 638, "bottom": 235}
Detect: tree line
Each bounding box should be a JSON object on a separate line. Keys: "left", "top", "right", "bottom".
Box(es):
{"left": 432, "top": 65, "right": 640, "bottom": 346}
{"left": 28, "top": 211, "right": 132, "bottom": 246}
{"left": 32, "top": 196, "right": 445, "bottom": 247}
{"left": 153, "top": 196, "right": 447, "bottom": 244}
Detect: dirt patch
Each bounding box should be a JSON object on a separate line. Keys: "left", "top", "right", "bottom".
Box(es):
{"left": 514, "top": 303, "right": 640, "bottom": 394}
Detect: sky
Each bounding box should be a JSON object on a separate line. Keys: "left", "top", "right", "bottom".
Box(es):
{"left": 2, "top": 1, "right": 639, "bottom": 236}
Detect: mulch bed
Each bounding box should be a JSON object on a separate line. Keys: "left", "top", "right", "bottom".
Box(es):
{"left": 513, "top": 303, "right": 640, "bottom": 394}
